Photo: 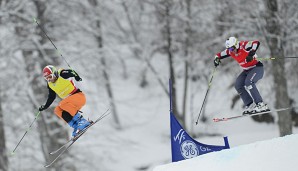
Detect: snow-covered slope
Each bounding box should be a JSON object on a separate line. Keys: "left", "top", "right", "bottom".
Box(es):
{"left": 153, "top": 134, "right": 298, "bottom": 171}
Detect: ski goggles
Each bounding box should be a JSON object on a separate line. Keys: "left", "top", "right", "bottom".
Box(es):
{"left": 228, "top": 46, "right": 236, "bottom": 51}
{"left": 44, "top": 74, "right": 55, "bottom": 82}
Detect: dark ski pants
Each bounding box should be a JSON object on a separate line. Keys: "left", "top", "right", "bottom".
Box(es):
{"left": 234, "top": 66, "right": 264, "bottom": 106}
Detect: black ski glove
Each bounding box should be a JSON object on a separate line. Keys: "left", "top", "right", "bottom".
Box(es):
{"left": 39, "top": 105, "right": 46, "bottom": 111}
{"left": 71, "top": 70, "right": 82, "bottom": 81}
{"left": 75, "top": 75, "right": 82, "bottom": 81}
{"left": 246, "top": 50, "right": 256, "bottom": 62}
{"left": 248, "top": 50, "right": 256, "bottom": 57}
{"left": 214, "top": 56, "right": 221, "bottom": 67}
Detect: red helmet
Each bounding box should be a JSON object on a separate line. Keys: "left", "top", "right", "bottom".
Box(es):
{"left": 43, "top": 65, "right": 57, "bottom": 78}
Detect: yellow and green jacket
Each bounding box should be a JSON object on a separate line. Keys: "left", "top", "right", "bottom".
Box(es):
{"left": 43, "top": 69, "right": 82, "bottom": 109}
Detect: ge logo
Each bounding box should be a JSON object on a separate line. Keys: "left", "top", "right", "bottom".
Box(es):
{"left": 180, "top": 140, "right": 199, "bottom": 159}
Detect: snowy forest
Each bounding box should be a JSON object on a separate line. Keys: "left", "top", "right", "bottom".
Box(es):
{"left": 0, "top": 0, "right": 298, "bottom": 171}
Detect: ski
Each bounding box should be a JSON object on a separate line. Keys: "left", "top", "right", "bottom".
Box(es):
{"left": 49, "top": 108, "right": 110, "bottom": 155}
{"left": 44, "top": 109, "right": 110, "bottom": 167}
{"left": 213, "top": 107, "right": 292, "bottom": 122}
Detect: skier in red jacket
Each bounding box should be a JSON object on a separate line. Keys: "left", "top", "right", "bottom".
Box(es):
{"left": 214, "top": 37, "right": 270, "bottom": 115}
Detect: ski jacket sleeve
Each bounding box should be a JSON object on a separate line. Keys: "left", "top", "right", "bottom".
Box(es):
{"left": 43, "top": 85, "right": 56, "bottom": 109}
{"left": 243, "top": 40, "right": 260, "bottom": 51}
{"left": 60, "top": 69, "right": 82, "bottom": 81}
{"left": 60, "top": 69, "right": 76, "bottom": 78}
{"left": 215, "top": 49, "right": 231, "bottom": 59}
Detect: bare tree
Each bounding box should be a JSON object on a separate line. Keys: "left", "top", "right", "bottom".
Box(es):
{"left": 0, "top": 1, "right": 9, "bottom": 169}
{"left": 75, "top": 0, "right": 121, "bottom": 129}
{"left": 154, "top": 0, "right": 184, "bottom": 126}
{"left": 264, "top": 0, "right": 292, "bottom": 136}
{"left": 94, "top": 0, "right": 121, "bottom": 129}
{"left": 0, "top": 90, "right": 8, "bottom": 171}
{"left": 13, "top": 1, "right": 75, "bottom": 170}
{"left": 181, "top": 0, "right": 192, "bottom": 124}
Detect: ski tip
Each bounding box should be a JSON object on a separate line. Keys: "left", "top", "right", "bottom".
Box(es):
{"left": 44, "top": 163, "right": 53, "bottom": 168}
{"left": 213, "top": 118, "right": 228, "bottom": 122}
{"left": 10, "top": 152, "right": 15, "bottom": 156}
{"left": 213, "top": 118, "right": 219, "bottom": 122}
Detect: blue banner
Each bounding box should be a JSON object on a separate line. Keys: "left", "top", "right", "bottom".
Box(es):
{"left": 170, "top": 112, "right": 230, "bottom": 162}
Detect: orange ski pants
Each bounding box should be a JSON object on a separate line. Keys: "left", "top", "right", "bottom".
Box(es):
{"left": 54, "top": 92, "right": 86, "bottom": 122}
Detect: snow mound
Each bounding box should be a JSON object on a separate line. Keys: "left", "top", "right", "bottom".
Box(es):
{"left": 153, "top": 134, "right": 298, "bottom": 171}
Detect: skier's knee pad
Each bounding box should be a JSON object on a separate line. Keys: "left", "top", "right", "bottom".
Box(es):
{"left": 245, "top": 81, "right": 254, "bottom": 90}
{"left": 245, "top": 79, "right": 255, "bottom": 88}
{"left": 245, "top": 84, "right": 253, "bottom": 90}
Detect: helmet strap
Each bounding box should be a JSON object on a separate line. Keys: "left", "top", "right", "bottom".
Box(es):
{"left": 53, "top": 70, "right": 59, "bottom": 78}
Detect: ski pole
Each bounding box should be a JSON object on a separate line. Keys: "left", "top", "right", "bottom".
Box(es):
{"left": 33, "top": 18, "right": 72, "bottom": 68}
{"left": 11, "top": 111, "right": 41, "bottom": 155}
{"left": 195, "top": 66, "right": 217, "bottom": 125}
{"left": 278, "top": 56, "right": 298, "bottom": 59}
{"left": 257, "top": 57, "right": 298, "bottom": 61}
{"left": 33, "top": 18, "right": 80, "bottom": 77}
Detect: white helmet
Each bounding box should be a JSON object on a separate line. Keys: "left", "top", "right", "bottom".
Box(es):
{"left": 225, "top": 37, "right": 239, "bottom": 49}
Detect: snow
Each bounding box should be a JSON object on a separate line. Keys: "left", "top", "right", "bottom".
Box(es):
{"left": 153, "top": 134, "right": 298, "bottom": 171}
{"left": 68, "top": 74, "right": 298, "bottom": 171}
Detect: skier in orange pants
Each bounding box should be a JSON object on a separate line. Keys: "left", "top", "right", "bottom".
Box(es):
{"left": 39, "top": 65, "right": 91, "bottom": 137}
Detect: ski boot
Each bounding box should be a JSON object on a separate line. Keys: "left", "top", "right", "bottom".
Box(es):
{"left": 68, "top": 113, "right": 91, "bottom": 137}
{"left": 242, "top": 103, "right": 256, "bottom": 115}
{"left": 74, "top": 117, "right": 91, "bottom": 136}
{"left": 253, "top": 102, "right": 270, "bottom": 113}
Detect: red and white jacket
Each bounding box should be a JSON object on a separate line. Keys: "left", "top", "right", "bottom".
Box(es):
{"left": 215, "top": 40, "right": 261, "bottom": 70}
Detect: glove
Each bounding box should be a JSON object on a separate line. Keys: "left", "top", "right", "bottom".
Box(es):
{"left": 246, "top": 50, "right": 256, "bottom": 62}
{"left": 75, "top": 75, "right": 82, "bottom": 81}
{"left": 214, "top": 56, "right": 221, "bottom": 67}
{"left": 39, "top": 105, "right": 46, "bottom": 111}
{"left": 71, "top": 70, "right": 82, "bottom": 81}
{"left": 248, "top": 50, "right": 256, "bottom": 57}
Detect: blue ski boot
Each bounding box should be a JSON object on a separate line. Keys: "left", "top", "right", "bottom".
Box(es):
{"left": 75, "top": 117, "right": 91, "bottom": 136}
{"left": 68, "top": 113, "right": 80, "bottom": 136}
{"left": 68, "top": 113, "right": 91, "bottom": 137}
